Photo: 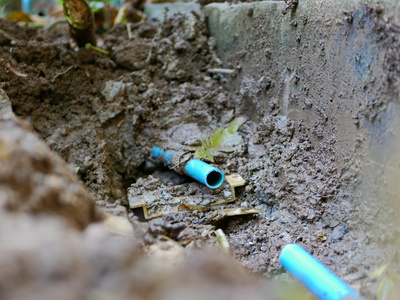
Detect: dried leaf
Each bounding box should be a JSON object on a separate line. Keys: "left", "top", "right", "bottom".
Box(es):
{"left": 215, "top": 229, "right": 231, "bottom": 254}
{"left": 370, "top": 262, "right": 391, "bottom": 280}
{"left": 228, "top": 116, "right": 247, "bottom": 133}
{"left": 6, "top": 11, "right": 33, "bottom": 22}
{"left": 218, "top": 208, "right": 258, "bottom": 218}
{"left": 377, "top": 274, "right": 400, "bottom": 300}
{"left": 316, "top": 232, "right": 327, "bottom": 241}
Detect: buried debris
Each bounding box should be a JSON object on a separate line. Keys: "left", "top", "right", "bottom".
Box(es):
{"left": 130, "top": 118, "right": 252, "bottom": 220}
{"left": 128, "top": 173, "right": 250, "bottom": 220}
{"left": 209, "top": 208, "right": 259, "bottom": 225}
{"left": 225, "top": 174, "right": 246, "bottom": 200}
{"left": 316, "top": 231, "right": 327, "bottom": 242}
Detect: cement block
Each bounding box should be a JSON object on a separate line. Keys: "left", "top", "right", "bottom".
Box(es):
{"left": 144, "top": 3, "right": 202, "bottom": 22}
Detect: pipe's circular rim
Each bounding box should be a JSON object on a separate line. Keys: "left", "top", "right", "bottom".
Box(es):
{"left": 206, "top": 170, "right": 225, "bottom": 189}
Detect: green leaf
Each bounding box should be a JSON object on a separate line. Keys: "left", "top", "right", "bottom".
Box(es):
{"left": 193, "top": 117, "right": 247, "bottom": 162}
{"left": 193, "top": 149, "right": 214, "bottom": 162}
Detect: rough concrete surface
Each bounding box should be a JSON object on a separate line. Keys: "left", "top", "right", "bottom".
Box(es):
{"left": 205, "top": 0, "right": 400, "bottom": 294}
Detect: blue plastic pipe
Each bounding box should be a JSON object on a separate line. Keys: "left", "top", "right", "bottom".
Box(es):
{"left": 152, "top": 147, "right": 176, "bottom": 167}
{"left": 152, "top": 146, "right": 225, "bottom": 189}
{"left": 185, "top": 159, "right": 225, "bottom": 189}
{"left": 279, "top": 244, "right": 360, "bottom": 300}
{"left": 22, "top": 0, "right": 31, "bottom": 12}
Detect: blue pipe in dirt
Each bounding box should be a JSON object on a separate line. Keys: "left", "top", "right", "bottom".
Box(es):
{"left": 152, "top": 146, "right": 225, "bottom": 189}
{"left": 279, "top": 244, "right": 360, "bottom": 300}
{"left": 21, "top": 0, "right": 31, "bottom": 12}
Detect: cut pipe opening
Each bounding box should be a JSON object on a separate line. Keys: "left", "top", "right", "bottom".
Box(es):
{"left": 206, "top": 170, "right": 224, "bottom": 189}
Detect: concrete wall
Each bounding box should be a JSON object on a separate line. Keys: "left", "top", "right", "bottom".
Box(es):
{"left": 205, "top": 0, "right": 400, "bottom": 267}
{"left": 205, "top": 0, "right": 399, "bottom": 156}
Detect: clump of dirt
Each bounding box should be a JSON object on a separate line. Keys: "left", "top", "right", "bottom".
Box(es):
{"left": 0, "top": 90, "right": 99, "bottom": 229}
{"left": 0, "top": 210, "right": 271, "bottom": 300}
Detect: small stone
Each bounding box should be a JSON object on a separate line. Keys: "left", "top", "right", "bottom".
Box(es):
{"left": 329, "top": 224, "right": 348, "bottom": 243}
{"left": 223, "top": 190, "right": 232, "bottom": 198}
{"left": 199, "top": 199, "right": 211, "bottom": 206}
{"left": 101, "top": 81, "right": 127, "bottom": 102}
{"left": 240, "top": 202, "right": 250, "bottom": 209}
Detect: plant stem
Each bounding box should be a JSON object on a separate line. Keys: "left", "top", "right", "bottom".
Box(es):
{"left": 62, "top": 0, "right": 96, "bottom": 47}
{"left": 85, "top": 43, "right": 110, "bottom": 55}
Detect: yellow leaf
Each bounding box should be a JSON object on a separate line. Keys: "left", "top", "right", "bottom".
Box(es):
{"left": 316, "top": 232, "right": 327, "bottom": 241}
{"left": 6, "top": 11, "right": 33, "bottom": 22}
{"left": 377, "top": 274, "right": 400, "bottom": 300}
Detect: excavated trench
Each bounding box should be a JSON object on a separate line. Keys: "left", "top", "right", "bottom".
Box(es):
{"left": 0, "top": 1, "right": 400, "bottom": 299}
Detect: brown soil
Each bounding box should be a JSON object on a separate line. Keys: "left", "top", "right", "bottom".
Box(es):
{"left": 0, "top": 6, "right": 399, "bottom": 299}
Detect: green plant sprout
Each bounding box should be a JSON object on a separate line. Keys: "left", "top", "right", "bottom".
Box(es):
{"left": 193, "top": 117, "right": 247, "bottom": 163}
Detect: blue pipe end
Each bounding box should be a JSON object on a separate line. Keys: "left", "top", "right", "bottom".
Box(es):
{"left": 184, "top": 159, "right": 225, "bottom": 189}
{"left": 152, "top": 147, "right": 225, "bottom": 189}
{"left": 279, "top": 244, "right": 359, "bottom": 300}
